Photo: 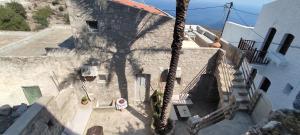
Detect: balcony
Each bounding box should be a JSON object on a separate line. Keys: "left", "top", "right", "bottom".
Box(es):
{"left": 238, "top": 38, "right": 270, "bottom": 65}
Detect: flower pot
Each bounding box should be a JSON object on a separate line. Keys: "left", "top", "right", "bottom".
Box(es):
{"left": 81, "top": 100, "right": 88, "bottom": 105}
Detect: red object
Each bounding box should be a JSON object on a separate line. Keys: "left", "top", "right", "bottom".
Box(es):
{"left": 112, "top": 0, "right": 166, "bottom": 16}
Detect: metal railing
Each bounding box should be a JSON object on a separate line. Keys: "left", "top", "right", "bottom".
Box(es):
{"left": 189, "top": 100, "right": 238, "bottom": 135}
{"left": 81, "top": 80, "right": 92, "bottom": 101}
{"left": 240, "top": 57, "right": 260, "bottom": 111}
{"left": 238, "top": 38, "right": 269, "bottom": 65}
{"left": 179, "top": 65, "right": 207, "bottom": 100}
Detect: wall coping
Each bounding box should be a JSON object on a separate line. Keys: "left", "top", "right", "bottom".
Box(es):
{"left": 4, "top": 96, "right": 54, "bottom": 135}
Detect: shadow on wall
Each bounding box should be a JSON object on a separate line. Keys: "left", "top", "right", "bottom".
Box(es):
{"left": 63, "top": 0, "right": 174, "bottom": 101}
{"left": 187, "top": 53, "right": 220, "bottom": 116}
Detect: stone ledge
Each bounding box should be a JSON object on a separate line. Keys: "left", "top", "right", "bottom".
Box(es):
{"left": 4, "top": 96, "right": 54, "bottom": 135}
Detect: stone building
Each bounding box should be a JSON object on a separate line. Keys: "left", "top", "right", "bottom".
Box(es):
{"left": 1, "top": 0, "right": 272, "bottom": 134}
{"left": 63, "top": 0, "right": 220, "bottom": 105}
{"left": 0, "top": 0, "right": 220, "bottom": 107}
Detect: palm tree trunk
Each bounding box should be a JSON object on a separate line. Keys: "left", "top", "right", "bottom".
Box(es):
{"left": 159, "top": 0, "right": 190, "bottom": 132}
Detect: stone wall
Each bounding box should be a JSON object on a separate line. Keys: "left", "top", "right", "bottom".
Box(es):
{"left": 67, "top": 0, "right": 174, "bottom": 50}
{"left": 0, "top": 47, "right": 219, "bottom": 106}
{"left": 220, "top": 40, "right": 244, "bottom": 68}
{"left": 0, "top": 56, "right": 90, "bottom": 106}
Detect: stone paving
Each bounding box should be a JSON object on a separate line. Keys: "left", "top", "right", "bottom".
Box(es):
{"left": 0, "top": 26, "right": 73, "bottom": 56}
{"left": 84, "top": 103, "right": 152, "bottom": 135}
{"left": 0, "top": 32, "right": 33, "bottom": 47}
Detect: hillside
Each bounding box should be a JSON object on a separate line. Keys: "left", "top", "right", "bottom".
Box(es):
{"left": 0, "top": 0, "right": 69, "bottom": 31}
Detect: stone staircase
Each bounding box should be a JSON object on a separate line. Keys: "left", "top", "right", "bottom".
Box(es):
{"left": 216, "top": 61, "right": 251, "bottom": 111}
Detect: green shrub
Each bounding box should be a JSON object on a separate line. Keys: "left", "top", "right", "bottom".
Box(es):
{"left": 151, "top": 90, "right": 163, "bottom": 128}
{"left": 33, "top": 6, "right": 52, "bottom": 29}
{"left": 0, "top": 6, "right": 30, "bottom": 31}
{"left": 5, "top": 2, "right": 27, "bottom": 19}
{"left": 63, "top": 14, "right": 70, "bottom": 24}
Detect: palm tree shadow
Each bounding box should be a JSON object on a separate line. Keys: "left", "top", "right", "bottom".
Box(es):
{"left": 64, "top": 0, "right": 174, "bottom": 101}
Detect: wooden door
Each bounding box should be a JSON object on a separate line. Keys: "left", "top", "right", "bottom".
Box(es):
{"left": 135, "top": 74, "right": 150, "bottom": 102}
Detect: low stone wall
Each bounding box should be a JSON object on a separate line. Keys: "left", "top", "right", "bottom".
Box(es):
{"left": 0, "top": 56, "right": 91, "bottom": 106}
{"left": 4, "top": 89, "right": 78, "bottom": 135}
{"left": 220, "top": 40, "right": 244, "bottom": 68}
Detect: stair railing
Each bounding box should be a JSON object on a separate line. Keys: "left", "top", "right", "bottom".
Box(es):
{"left": 179, "top": 64, "right": 207, "bottom": 100}
{"left": 189, "top": 100, "right": 238, "bottom": 135}
{"left": 238, "top": 38, "right": 269, "bottom": 65}
{"left": 240, "top": 56, "right": 258, "bottom": 111}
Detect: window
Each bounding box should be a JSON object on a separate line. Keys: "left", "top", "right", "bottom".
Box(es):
{"left": 283, "top": 83, "right": 293, "bottom": 95}
{"left": 160, "top": 69, "right": 168, "bottom": 82}
{"left": 160, "top": 67, "right": 181, "bottom": 82}
{"left": 278, "top": 34, "right": 294, "bottom": 55}
{"left": 259, "top": 77, "right": 271, "bottom": 92}
{"left": 86, "top": 20, "right": 98, "bottom": 32}
{"left": 261, "top": 27, "right": 277, "bottom": 57}
{"left": 98, "top": 74, "right": 107, "bottom": 83}
{"left": 22, "top": 86, "right": 42, "bottom": 104}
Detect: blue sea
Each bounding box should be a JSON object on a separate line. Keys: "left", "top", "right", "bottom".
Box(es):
{"left": 135, "top": 0, "right": 261, "bottom": 30}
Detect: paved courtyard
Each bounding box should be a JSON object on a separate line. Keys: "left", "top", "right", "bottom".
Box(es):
{"left": 84, "top": 103, "right": 152, "bottom": 135}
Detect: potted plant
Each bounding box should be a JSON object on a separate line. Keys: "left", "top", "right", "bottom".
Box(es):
{"left": 150, "top": 90, "right": 176, "bottom": 134}
{"left": 81, "top": 96, "right": 88, "bottom": 105}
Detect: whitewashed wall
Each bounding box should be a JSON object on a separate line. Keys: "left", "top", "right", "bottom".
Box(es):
{"left": 222, "top": 21, "right": 254, "bottom": 46}
{"left": 222, "top": 0, "right": 300, "bottom": 110}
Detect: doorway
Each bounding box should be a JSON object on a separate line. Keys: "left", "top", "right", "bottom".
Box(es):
{"left": 22, "top": 86, "right": 42, "bottom": 104}
{"left": 259, "top": 77, "right": 271, "bottom": 92}
{"left": 261, "top": 27, "right": 277, "bottom": 57}
{"left": 135, "top": 74, "right": 151, "bottom": 102}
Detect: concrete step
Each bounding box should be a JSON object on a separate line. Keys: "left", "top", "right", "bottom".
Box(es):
{"left": 233, "top": 76, "right": 244, "bottom": 82}
{"left": 232, "top": 82, "right": 247, "bottom": 88}
{"left": 172, "top": 99, "right": 193, "bottom": 105}
{"left": 236, "top": 96, "right": 250, "bottom": 104}
{"left": 233, "top": 71, "right": 242, "bottom": 76}
{"left": 219, "top": 74, "right": 235, "bottom": 82}
{"left": 172, "top": 95, "right": 193, "bottom": 105}
{"left": 238, "top": 104, "right": 249, "bottom": 110}
{"left": 233, "top": 88, "right": 249, "bottom": 96}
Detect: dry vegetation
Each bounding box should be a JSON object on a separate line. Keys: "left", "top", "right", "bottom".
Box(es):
{"left": 0, "top": 0, "right": 70, "bottom": 31}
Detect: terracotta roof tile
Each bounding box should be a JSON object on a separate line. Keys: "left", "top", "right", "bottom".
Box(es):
{"left": 112, "top": 0, "right": 167, "bottom": 16}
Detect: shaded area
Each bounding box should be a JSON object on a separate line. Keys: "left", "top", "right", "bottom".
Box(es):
{"left": 0, "top": 104, "right": 29, "bottom": 133}
{"left": 58, "top": 36, "right": 75, "bottom": 49}
{"left": 3, "top": 102, "right": 70, "bottom": 134}
{"left": 189, "top": 74, "right": 220, "bottom": 117}
{"left": 67, "top": 0, "right": 173, "bottom": 101}
{"left": 198, "top": 111, "right": 253, "bottom": 135}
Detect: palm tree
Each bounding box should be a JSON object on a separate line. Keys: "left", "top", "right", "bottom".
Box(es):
{"left": 159, "top": 0, "right": 190, "bottom": 132}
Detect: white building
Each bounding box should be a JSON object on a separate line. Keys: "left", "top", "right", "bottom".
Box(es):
{"left": 222, "top": 0, "right": 300, "bottom": 110}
